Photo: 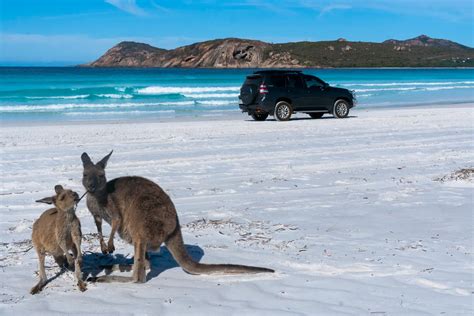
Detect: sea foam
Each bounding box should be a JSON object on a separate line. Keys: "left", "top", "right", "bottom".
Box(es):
{"left": 136, "top": 86, "right": 240, "bottom": 94}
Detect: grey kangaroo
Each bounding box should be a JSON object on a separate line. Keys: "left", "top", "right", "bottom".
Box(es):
{"left": 81, "top": 151, "right": 274, "bottom": 283}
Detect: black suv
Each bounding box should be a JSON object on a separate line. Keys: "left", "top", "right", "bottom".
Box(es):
{"left": 239, "top": 70, "right": 356, "bottom": 121}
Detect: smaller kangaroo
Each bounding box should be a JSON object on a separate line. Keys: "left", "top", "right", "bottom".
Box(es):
{"left": 31, "top": 185, "right": 87, "bottom": 294}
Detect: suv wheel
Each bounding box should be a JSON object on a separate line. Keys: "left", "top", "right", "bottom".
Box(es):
{"left": 274, "top": 101, "right": 292, "bottom": 121}
{"left": 309, "top": 113, "right": 324, "bottom": 119}
{"left": 251, "top": 112, "right": 268, "bottom": 121}
{"left": 333, "top": 100, "right": 349, "bottom": 118}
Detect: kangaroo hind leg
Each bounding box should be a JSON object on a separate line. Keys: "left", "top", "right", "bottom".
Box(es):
{"left": 31, "top": 250, "right": 47, "bottom": 294}
{"left": 132, "top": 240, "right": 147, "bottom": 283}
{"left": 72, "top": 234, "right": 87, "bottom": 292}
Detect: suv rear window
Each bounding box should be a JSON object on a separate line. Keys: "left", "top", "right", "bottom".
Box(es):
{"left": 266, "top": 75, "right": 286, "bottom": 88}
{"left": 244, "top": 75, "right": 262, "bottom": 85}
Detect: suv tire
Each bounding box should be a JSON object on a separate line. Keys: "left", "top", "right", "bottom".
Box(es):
{"left": 333, "top": 99, "right": 350, "bottom": 118}
{"left": 309, "top": 113, "right": 324, "bottom": 119}
{"left": 274, "top": 101, "right": 292, "bottom": 121}
{"left": 251, "top": 112, "right": 269, "bottom": 121}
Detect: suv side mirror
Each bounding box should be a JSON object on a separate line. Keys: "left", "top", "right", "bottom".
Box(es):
{"left": 323, "top": 82, "right": 329, "bottom": 89}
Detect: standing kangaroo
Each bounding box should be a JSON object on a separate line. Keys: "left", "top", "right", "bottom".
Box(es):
{"left": 81, "top": 151, "right": 273, "bottom": 283}
{"left": 31, "top": 185, "right": 87, "bottom": 294}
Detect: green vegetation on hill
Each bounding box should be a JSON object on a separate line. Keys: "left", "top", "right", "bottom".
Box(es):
{"left": 270, "top": 40, "right": 474, "bottom": 67}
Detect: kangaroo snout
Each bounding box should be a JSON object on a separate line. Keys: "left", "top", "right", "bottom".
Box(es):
{"left": 86, "top": 182, "right": 96, "bottom": 192}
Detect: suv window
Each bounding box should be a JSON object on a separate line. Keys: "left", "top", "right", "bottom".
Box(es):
{"left": 304, "top": 75, "right": 324, "bottom": 88}
{"left": 287, "top": 75, "right": 305, "bottom": 89}
{"left": 244, "top": 75, "right": 262, "bottom": 86}
{"left": 267, "top": 75, "right": 286, "bottom": 88}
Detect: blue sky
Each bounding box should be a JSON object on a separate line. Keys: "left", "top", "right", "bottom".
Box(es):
{"left": 1, "top": 0, "right": 473, "bottom": 65}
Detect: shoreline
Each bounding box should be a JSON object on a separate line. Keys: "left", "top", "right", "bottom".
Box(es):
{"left": 2, "top": 65, "right": 474, "bottom": 69}
{"left": 1, "top": 101, "right": 473, "bottom": 127}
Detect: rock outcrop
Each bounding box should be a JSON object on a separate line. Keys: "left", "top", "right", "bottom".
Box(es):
{"left": 159, "top": 38, "right": 273, "bottom": 68}
{"left": 90, "top": 41, "right": 166, "bottom": 67}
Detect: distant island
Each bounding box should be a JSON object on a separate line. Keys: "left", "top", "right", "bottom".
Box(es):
{"left": 84, "top": 35, "right": 473, "bottom": 68}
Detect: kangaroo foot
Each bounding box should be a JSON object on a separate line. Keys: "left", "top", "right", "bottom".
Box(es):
{"left": 107, "top": 242, "right": 115, "bottom": 254}
{"left": 133, "top": 276, "right": 146, "bottom": 284}
{"left": 77, "top": 281, "right": 87, "bottom": 292}
{"left": 100, "top": 241, "right": 109, "bottom": 254}
{"left": 30, "top": 282, "right": 45, "bottom": 295}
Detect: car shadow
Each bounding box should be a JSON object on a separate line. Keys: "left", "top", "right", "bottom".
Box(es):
{"left": 288, "top": 115, "right": 358, "bottom": 121}
{"left": 81, "top": 245, "right": 204, "bottom": 282}
{"left": 246, "top": 115, "right": 357, "bottom": 122}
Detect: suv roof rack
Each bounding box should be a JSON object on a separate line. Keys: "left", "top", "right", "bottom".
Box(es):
{"left": 253, "top": 70, "right": 302, "bottom": 74}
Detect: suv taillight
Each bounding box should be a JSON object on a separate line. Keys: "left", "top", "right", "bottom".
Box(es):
{"left": 259, "top": 83, "right": 269, "bottom": 94}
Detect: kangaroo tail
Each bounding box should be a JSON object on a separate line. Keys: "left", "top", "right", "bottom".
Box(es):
{"left": 165, "top": 221, "right": 274, "bottom": 275}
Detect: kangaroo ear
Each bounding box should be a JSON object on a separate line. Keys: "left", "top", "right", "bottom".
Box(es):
{"left": 81, "top": 152, "right": 93, "bottom": 167}
{"left": 54, "top": 185, "right": 64, "bottom": 194}
{"left": 97, "top": 150, "right": 113, "bottom": 169}
{"left": 36, "top": 197, "right": 54, "bottom": 205}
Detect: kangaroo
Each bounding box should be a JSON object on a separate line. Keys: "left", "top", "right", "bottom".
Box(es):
{"left": 81, "top": 151, "right": 274, "bottom": 283}
{"left": 31, "top": 185, "right": 87, "bottom": 294}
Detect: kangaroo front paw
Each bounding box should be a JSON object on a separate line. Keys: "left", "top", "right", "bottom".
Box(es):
{"left": 107, "top": 243, "right": 115, "bottom": 254}
{"left": 100, "top": 242, "right": 109, "bottom": 254}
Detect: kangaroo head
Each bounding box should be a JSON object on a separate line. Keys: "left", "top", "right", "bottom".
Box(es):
{"left": 81, "top": 151, "right": 112, "bottom": 193}
{"left": 36, "top": 185, "right": 79, "bottom": 212}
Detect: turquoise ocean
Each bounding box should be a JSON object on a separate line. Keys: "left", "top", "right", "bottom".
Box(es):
{"left": 0, "top": 67, "right": 473, "bottom": 122}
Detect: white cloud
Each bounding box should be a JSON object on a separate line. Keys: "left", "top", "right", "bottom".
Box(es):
{"left": 299, "top": 0, "right": 473, "bottom": 21}
{"left": 105, "top": 0, "right": 148, "bottom": 16}
{"left": 150, "top": 0, "right": 171, "bottom": 13}
{"left": 319, "top": 4, "right": 352, "bottom": 16}
{"left": 232, "top": 0, "right": 472, "bottom": 22}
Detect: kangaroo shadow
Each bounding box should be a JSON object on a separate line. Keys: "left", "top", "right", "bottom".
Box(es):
{"left": 32, "top": 266, "right": 68, "bottom": 293}
{"left": 146, "top": 245, "right": 204, "bottom": 281}
{"left": 81, "top": 245, "right": 204, "bottom": 282}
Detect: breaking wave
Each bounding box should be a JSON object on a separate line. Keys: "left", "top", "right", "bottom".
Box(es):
{"left": 0, "top": 101, "right": 196, "bottom": 112}
{"left": 343, "top": 81, "right": 474, "bottom": 87}
{"left": 24, "top": 94, "right": 134, "bottom": 100}
{"left": 136, "top": 86, "right": 240, "bottom": 95}
{"left": 354, "top": 85, "right": 474, "bottom": 93}
{"left": 183, "top": 93, "right": 239, "bottom": 99}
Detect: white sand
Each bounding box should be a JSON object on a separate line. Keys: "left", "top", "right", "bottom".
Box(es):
{"left": 0, "top": 106, "right": 473, "bottom": 315}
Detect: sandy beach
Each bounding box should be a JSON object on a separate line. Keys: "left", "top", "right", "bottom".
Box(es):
{"left": 0, "top": 105, "right": 472, "bottom": 315}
